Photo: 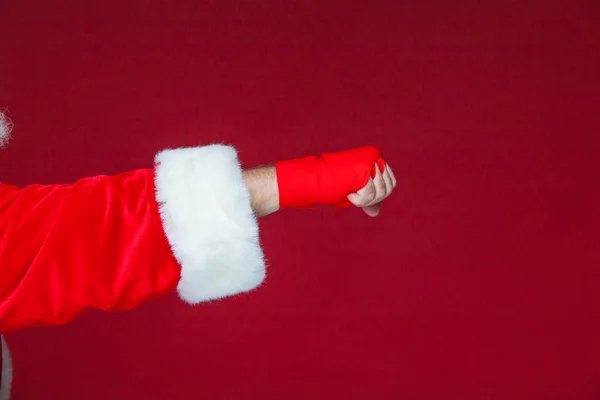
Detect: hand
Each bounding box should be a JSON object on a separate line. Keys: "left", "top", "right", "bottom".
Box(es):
{"left": 275, "top": 146, "right": 397, "bottom": 215}
{"left": 347, "top": 159, "right": 397, "bottom": 217}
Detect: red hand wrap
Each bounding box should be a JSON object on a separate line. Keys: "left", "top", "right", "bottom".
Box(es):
{"left": 275, "top": 146, "right": 387, "bottom": 209}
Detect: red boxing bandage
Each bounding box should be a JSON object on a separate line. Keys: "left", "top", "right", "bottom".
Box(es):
{"left": 275, "top": 146, "right": 387, "bottom": 209}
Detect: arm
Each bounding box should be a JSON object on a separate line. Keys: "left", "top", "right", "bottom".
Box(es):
{"left": 0, "top": 145, "right": 265, "bottom": 332}
{"left": 243, "top": 166, "right": 280, "bottom": 218}
{"left": 0, "top": 145, "right": 394, "bottom": 333}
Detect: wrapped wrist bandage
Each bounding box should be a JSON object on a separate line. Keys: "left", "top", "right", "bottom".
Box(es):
{"left": 275, "top": 146, "right": 388, "bottom": 209}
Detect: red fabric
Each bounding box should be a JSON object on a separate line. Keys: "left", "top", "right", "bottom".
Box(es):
{"left": 276, "top": 146, "right": 386, "bottom": 208}
{"left": 1, "top": 0, "right": 599, "bottom": 399}
{"left": 0, "top": 170, "right": 181, "bottom": 333}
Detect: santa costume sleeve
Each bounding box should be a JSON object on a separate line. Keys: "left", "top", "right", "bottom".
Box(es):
{"left": 0, "top": 144, "right": 265, "bottom": 333}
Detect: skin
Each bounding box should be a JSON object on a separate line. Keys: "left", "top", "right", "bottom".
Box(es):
{"left": 243, "top": 163, "right": 397, "bottom": 218}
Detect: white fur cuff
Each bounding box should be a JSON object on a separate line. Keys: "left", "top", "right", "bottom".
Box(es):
{"left": 154, "top": 145, "right": 265, "bottom": 304}
{"left": 0, "top": 112, "right": 12, "bottom": 148}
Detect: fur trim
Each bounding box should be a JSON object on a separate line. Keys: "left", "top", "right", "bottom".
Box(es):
{"left": 154, "top": 145, "right": 265, "bottom": 304}
{"left": 0, "top": 112, "right": 12, "bottom": 148}
{"left": 0, "top": 336, "right": 12, "bottom": 400}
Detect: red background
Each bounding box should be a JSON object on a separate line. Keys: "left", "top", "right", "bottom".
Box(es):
{"left": 1, "top": 0, "right": 599, "bottom": 398}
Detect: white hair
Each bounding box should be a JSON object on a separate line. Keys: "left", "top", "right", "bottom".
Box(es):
{"left": 0, "top": 111, "right": 12, "bottom": 148}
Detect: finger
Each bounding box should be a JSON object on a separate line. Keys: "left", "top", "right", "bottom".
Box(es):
{"left": 387, "top": 164, "right": 397, "bottom": 189}
{"left": 347, "top": 177, "right": 376, "bottom": 207}
{"left": 381, "top": 165, "right": 393, "bottom": 198}
{"left": 362, "top": 202, "right": 382, "bottom": 218}
{"left": 368, "top": 163, "right": 387, "bottom": 206}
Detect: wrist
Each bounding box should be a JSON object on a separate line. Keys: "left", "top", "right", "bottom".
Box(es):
{"left": 242, "top": 166, "right": 280, "bottom": 218}
{"left": 275, "top": 156, "right": 320, "bottom": 208}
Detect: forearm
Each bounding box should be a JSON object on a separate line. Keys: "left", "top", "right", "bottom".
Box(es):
{"left": 243, "top": 166, "right": 280, "bottom": 218}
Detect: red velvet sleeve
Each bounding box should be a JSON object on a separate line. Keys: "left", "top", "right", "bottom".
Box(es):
{"left": 0, "top": 170, "right": 181, "bottom": 332}
{"left": 0, "top": 145, "right": 266, "bottom": 333}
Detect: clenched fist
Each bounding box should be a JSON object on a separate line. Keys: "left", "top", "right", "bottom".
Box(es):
{"left": 275, "top": 146, "right": 396, "bottom": 217}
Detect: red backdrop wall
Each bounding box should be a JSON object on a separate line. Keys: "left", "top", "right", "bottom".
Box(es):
{"left": 1, "top": 0, "right": 599, "bottom": 398}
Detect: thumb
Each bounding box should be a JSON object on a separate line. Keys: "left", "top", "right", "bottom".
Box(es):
{"left": 347, "top": 192, "right": 382, "bottom": 217}
{"left": 347, "top": 177, "right": 376, "bottom": 207}
{"left": 362, "top": 203, "right": 382, "bottom": 217}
